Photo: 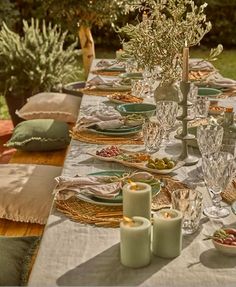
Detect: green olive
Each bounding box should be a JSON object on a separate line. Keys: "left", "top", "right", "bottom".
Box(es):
{"left": 146, "top": 163, "right": 156, "bottom": 169}
{"left": 166, "top": 161, "right": 175, "bottom": 169}
{"left": 155, "top": 162, "right": 167, "bottom": 169}
{"left": 162, "top": 157, "right": 170, "bottom": 164}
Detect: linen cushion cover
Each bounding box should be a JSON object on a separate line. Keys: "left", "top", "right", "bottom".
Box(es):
{"left": 0, "top": 236, "right": 40, "bottom": 286}
{"left": 16, "top": 92, "right": 81, "bottom": 123}
{"left": 5, "top": 119, "right": 70, "bottom": 151}
{"left": 0, "top": 164, "right": 62, "bottom": 224}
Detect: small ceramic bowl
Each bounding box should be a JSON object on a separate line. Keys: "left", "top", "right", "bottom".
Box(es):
{"left": 62, "top": 81, "right": 86, "bottom": 97}
{"left": 213, "top": 239, "right": 236, "bottom": 256}
{"left": 117, "top": 103, "right": 156, "bottom": 118}
{"left": 198, "top": 87, "right": 222, "bottom": 97}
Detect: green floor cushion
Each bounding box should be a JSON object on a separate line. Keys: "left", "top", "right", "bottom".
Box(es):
{"left": 0, "top": 236, "right": 40, "bottom": 286}
{"left": 16, "top": 92, "right": 81, "bottom": 123}
{"left": 5, "top": 119, "right": 70, "bottom": 151}
{"left": 0, "top": 164, "right": 62, "bottom": 224}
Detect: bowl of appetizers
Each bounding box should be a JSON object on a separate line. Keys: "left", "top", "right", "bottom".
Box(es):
{"left": 205, "top": 228, "right": 236, "bottom": 256}
{"left": 107, "top": 92, "right": 143, "bottom": 104}
{"left": 117, "top": 103, "right": 156, "bottom": 118}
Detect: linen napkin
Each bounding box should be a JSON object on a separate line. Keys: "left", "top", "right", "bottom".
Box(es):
{"left": 204, "top": 72, "right": 236, "bottom": 90}
{"left": 96, "top": 59, "right": 117, "bottom": 68}
{"left": 86, "top": 76, "right": 130, "bottom": 91}
{"left": 189, "top": 58, "right": 215, "bottom": 71}
{"left": 75, "top": 104, "right": 124, "bottom": 130}
{"left": 54, "top": 175, "right": 122, "bottom": 200}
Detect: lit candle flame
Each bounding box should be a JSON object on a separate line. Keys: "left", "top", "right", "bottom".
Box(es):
{"left": 123, "top": 216, "right": 133, "bottom": 223}
{"left": 128, "top": 179, "right": 137, "bottom": 191}
{"left": 184, "top": 40, "right": 188, "bottom": 47}
{"left": 164, "top": 212, "right": 172, "bottom": 219}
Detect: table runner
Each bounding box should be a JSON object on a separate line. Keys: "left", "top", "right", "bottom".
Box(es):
{"left": 29, "top": 60, "right": 236, "bottom": 286}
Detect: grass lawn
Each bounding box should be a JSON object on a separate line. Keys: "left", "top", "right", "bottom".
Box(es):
{"left": 1, "top": 48, "right": 236, "bottom": 120}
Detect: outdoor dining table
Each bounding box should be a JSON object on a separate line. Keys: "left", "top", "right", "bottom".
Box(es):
{"left": 28, "top": 60, "right": 236, "bottom": 287}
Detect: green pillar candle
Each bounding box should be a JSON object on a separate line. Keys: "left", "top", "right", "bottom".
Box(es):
{"left": 120, "top": 216, "right": 151, "bottom": 268}
{"left": 152, "top": 209, "right": 183, "bottom": 258}
{"left": 123, "top": 182, "right": 151, "bottom": 220}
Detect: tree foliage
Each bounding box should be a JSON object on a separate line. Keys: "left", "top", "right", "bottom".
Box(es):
{"left": 43, "top": 0, "right": 134, "bottom": 33}
{"left": 0, "top": 0, "right": 19, "bottom": 29}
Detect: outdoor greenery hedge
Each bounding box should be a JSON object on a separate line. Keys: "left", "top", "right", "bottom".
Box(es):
{"left": 0, "top": 0, "right": 236, "bottom": 48}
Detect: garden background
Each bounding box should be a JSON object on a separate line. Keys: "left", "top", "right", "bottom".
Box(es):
{"left": 0, "top": 0, "right": 236, "bottom": 119}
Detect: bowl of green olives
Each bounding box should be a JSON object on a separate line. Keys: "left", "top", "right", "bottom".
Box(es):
{"left": 146, "top": 157, "right": 176, "bottom": 170}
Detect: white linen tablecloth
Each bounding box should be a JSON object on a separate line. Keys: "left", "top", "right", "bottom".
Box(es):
{"left": 28, "top": 60, "right": 236, "bottom": 286}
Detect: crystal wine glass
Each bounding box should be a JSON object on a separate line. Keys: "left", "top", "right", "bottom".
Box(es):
{"left": 156, "top": 100, "right": 178, "bottom": 145}
{"left": 202, "top": 151, "right": 236, "bottom": 218}
{"left": 197, "top": 124, "right": 224, "bottom": 155}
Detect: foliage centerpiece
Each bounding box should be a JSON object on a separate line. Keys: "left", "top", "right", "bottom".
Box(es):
{"left": 119, "top": 0, "right": 221, "bottom": 95}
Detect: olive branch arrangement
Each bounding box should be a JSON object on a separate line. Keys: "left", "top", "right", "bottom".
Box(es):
{"left": 118, "top": 0, "right": 222, "bottom": 86}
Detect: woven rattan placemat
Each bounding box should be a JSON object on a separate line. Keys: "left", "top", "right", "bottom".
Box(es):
{"left": 79, "top": 88, "right": 130, "bottom": 97}
{"left": 218, "top": 88, "right": 236, "bottom": 99}
{"left": 70, "top": 129, "right": 143, "bottom": 145}
{"left": 56, "top": 177, "right": 187, "bottom": 228}
{"left": 91, "top": 70, "right": 123, "bottom": 77}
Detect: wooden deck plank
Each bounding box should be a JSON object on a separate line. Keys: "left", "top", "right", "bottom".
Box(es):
{"left": 9, "top": 148, "right": 68, "bottom": 166}
{"left": 0, "top": 219, "right": 44, "bottom": 237}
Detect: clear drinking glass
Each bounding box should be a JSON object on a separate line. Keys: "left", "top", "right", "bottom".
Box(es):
{"left": 142, "top": 118, "right": 164, "bottom": 153}
{"left": 202, "top": 152, "right": 236, "bottom": 218}
{"left": 187, "top": 84, "right": 198, "bottom": 119}
{"left": 131, "top": 79, "right": 144, "bottom": 98}
{"left": 196, "top": 124, "right": 224, "bottom": 155}
{"left": 156, "top": 101, "right": 178, "bottom": 145}
{"left": 172, "top": 189, "right": 203, "bottom": 234}
{"left": 195, "top": 96, "right": 210, "bottom": 118}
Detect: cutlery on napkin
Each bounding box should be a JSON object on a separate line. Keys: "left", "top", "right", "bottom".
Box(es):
{"left": 54, "top": 175, "right": 122, "bottom": 200}
{"left": 75, "top": 104, "right": 124, "bottom": 131}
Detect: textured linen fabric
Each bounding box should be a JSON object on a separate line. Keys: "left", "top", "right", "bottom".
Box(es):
{"left": 28, "top": 60, "right": 236, "bottom": 286}
{"left": 16, "top": 92, "right": 81, "bottom": 123}
{"left": 0, "top": 164, "right": 62, "bottom": 224}
{"left": 5, "top": 119, "right": 70, "bottom": 151}
{"left": 0, "top": 236, "right": 40, "bottom": 286}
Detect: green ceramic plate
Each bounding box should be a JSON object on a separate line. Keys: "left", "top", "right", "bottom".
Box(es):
{"left": 198, "top": 87, "right": 222, "bottom": 97}
{"left": 98, "top": 67, "right": 126, "bottom": 72}
{"left": 88, "top": 125, "right": 142, "bottom": 136}
{"left": 116, "top": 103, "right": 156, "bottom": 118}
{"left": 96, "top": 125, "right": 142, "bottom": 133}
{"left": 119, "top": 72, "right": 143, "bottom": 80}
{"left": 89, "top": 170, "right": 161, "bottom": 204}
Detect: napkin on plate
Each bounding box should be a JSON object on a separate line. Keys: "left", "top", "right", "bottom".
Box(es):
{"left": 75, "top": 104, "right": 124, "bottom": 130}
{"left": 54, "top": 175, "right": 122, "bottom": 200}
{"left": 189, "top": 58, "right": 215, "bottom": 71}
{"left": 202, "top": 72, "right": 236, "bottom": 90}
{"left": 96, "top": 59, "right": 116, "bottom": 68}
{"left": 86, "top": 76, "right": 130, "bottom": 91}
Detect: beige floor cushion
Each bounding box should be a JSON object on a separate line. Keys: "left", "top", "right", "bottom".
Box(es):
{"left": 0, "top": 164, "right": 62, "bottom": 224}
{"left": 16, "top": 92, "right": 81, "bottom": 123}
